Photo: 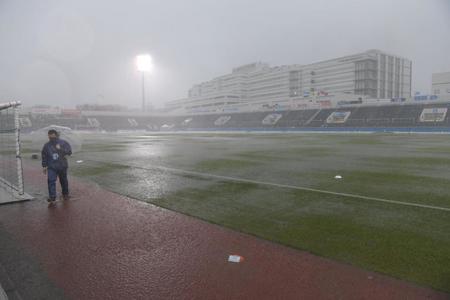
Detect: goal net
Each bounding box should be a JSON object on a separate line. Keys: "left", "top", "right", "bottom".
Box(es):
{"left": 0, "top": 101, "right": 24, "bottom": 198}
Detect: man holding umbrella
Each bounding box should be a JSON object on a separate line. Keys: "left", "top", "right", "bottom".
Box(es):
{"left": 41, "top": 129, "right": 72, "bottom": 203}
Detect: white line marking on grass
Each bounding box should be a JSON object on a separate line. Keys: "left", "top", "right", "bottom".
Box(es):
{"left": 156, "top": 166, "right": 450, "bottom": 212}
{"left": 85, "top": 159, "right": 450, "bottom": 213}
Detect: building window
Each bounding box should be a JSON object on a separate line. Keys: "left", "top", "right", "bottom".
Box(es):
{"left": 434, "top": 89, "right": 440, "bottom": 95}
{"left": 447, "top": 88, "right": 450, "bottom": 94}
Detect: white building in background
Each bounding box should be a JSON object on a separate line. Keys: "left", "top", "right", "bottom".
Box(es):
{"left": 166, "top": 49, "right": 412, "bottom": 112}
{"left": 432, "top": 72, "right": 450, "bottom": 100}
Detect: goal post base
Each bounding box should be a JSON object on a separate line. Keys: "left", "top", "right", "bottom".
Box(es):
{"left": 0, "top": 179, "right": 33, "bottom": 205}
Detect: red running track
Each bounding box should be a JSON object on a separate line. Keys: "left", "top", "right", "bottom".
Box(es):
{"left": 0, "top": 167, "right": 448, "bottom": 300}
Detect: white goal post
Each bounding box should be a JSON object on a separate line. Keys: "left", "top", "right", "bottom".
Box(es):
{"left": 0, "top": 101, "right": 24, "bottom": 196}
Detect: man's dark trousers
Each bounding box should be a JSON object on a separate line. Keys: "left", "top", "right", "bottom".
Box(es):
{"left": 47, "top": 168, "right": 69, "bottom": 199}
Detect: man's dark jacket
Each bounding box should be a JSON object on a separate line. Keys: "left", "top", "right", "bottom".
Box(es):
{"left": 41, "top": 139, "right": 72, "bottom": 170}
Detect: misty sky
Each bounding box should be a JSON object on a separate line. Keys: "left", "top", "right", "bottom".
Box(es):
{"left": 1, "top": 0, "right": 449, "bottom": 108}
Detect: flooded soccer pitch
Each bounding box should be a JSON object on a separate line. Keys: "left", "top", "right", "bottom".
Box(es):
{"left": 28, "top": 132, "right": 450, "bottom": 292}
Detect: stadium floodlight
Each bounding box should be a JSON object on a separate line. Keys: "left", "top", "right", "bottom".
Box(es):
{"left": 136, "top": 54, "right": 153, "bottom": 111}
{"left": 136, "top": 54, "right": 153, "bottom": 72}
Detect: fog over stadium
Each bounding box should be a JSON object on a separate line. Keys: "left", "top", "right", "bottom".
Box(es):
{"left": 2, "top": 1, "right": 450, "bottom": 298}
{"left": 1, "top": 0, "right": 450, "bottom": 108}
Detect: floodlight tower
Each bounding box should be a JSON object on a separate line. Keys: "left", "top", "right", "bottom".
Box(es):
{"left": 136, "top": 54, "right": 153, "bottom": 111}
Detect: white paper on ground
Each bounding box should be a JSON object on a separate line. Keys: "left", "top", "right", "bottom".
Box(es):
{"left": 335, "top": 175, "right": 342, "bottom": 179}
{"left": 228, "top": 255, "right": 243, "bottom": 263}
{"left": 76, "top": 160, "right": 84, "bottom": 163}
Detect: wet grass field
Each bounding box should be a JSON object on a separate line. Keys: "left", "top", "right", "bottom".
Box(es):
{"left": 27, "top": 132, "right": 450, "bottom": 292}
